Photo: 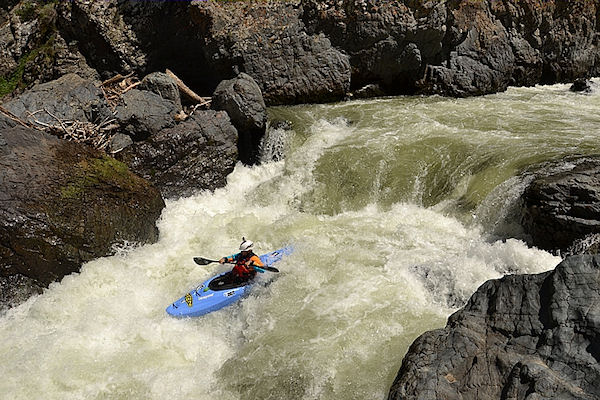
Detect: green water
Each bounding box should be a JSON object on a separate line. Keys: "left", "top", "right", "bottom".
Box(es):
{"left": 1, "top": 81, "right": 598, "bottom": 399}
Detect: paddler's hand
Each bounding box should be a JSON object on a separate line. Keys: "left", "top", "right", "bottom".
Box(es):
{"left": 219, "top": 257, "right": 226, "bottom": 264}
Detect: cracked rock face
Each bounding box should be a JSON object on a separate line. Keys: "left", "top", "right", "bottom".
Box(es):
{"left": 3, "top": 1, "right": 599, "bottom": 103}
{"left": 303, "top": 0, "right": 600, "bottom": 96}
{"left": 388, "top": 255, "right": 600, "bottom": 400}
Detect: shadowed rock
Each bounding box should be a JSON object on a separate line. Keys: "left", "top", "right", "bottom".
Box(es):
{"left": 520, "top": 157, "right": 600, "bottom": 254}
{"left": 570, "top": 78, "right": 593, "bottom": 93}
{"left": 212, "top": 73, "right": 266, "bottom": 164}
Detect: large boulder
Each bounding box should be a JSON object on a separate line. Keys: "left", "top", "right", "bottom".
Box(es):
{"left": 520, "top": 157, "right": 600, "bottom": 254}
{"left": 114, "top": 88, "right": 178, "bottom": 141}
{"left": 115, "top": 110, "right": 237, "bottom": 199}
{"left": 3, "top": 72, "right": 112, "bottom": 124}
{"left": 0, "top": 116, "right": 165, "bottom": 307}
{"left": 139, "top": 71, "right": 182, "bottom": 110}
{"left": 388, "top": 255, "right": 600, "bottom": 400}
{"left": 212, "top": 73, "right": 266, "bottom": 164}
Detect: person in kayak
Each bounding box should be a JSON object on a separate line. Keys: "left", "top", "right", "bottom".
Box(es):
{"left": 218, "top": 237, "right": 265, "bottom": 284}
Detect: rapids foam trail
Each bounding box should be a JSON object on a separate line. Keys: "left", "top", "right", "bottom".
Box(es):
{"left": 2, "top": 81, "right": 598, "bottom": 399}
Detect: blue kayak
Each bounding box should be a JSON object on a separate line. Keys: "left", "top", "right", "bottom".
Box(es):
{"left": 166, "top": 246, "right": 293, "bottom": 318}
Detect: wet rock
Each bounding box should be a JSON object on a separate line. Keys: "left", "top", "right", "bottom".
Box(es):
{"left": 270, "top": 120, "right": 292, "bottom": 131}
{"left": 570, "top": 78, "right": 592, "bottom": 93}
{"left": 0, "top": 116, "right": 165, "bottom": 306}
{"left": 212, "top": 73, "right": 266, "bottom": 164}
{"left": 115, "top": 110, "right": 237, "bottom": 199}
{"left": 520, "top": 157, "right": 600, "bottom": 254}
{"left": 0, "top": 274, "right": 43, "bottom": 312}
{"left": 388, "top": 255, "right": 600, "bottom": 400}
{"left": 349, "top": 83, "right": 386, "bottom": 100}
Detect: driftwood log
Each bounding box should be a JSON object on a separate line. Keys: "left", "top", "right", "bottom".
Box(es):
{"left": 165, "top": 68, "right": 211, "bottom": 105}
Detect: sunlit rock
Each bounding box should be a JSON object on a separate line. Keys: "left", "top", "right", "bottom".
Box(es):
{"left": 389, "top": 255, "right": 600, "bottom": 400}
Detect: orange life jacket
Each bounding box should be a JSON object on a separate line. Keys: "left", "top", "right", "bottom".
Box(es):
{"left": 232, "top": 252, "right": 262, "bottom": 279}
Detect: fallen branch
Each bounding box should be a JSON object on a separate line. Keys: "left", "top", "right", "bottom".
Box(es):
{"left": 26, "top": 110, "right": 120, "bottom": 152}
{"left": 102, "top": 72, "right": 133, "bottom": 86}
{"left": 0, "top": 105, "right": 39, "bottom": 130}
{"left": 165, "top": 68, "right": 206, "bottom": 104}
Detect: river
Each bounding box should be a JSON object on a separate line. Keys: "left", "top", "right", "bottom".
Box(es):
{"left": 2, "top": 81, "right": 599, "bottom": 400}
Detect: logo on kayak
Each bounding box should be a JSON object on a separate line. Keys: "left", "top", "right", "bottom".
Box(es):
{"left": 225, "top": 290, "right": 235, "bottom": 297}
{"left": 185, "top": 293, "right": 193, "bottom": 307}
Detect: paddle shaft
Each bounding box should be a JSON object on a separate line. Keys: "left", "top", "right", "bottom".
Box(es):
{"left": 193, "top": 257, "right": 279, "bottom": 272}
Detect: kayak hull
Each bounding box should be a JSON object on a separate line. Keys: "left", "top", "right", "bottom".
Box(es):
{"left": 166, "top": 246, "right": 292, "bottom": 318}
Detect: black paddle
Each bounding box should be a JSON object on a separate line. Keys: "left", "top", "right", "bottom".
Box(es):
{"left": 193, "top": 257, "right": 279, "bottom": 273}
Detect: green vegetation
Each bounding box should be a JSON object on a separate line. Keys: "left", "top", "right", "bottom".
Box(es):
{"left": 0, "top": 0, "right": 58, "bottom": 98}
{"left": 60, "top": 156, "right": 140, "bottom": 200}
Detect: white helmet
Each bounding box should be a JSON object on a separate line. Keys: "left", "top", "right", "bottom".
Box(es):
{"left": 239, "top": 237, "right": 254, "bottom": 251}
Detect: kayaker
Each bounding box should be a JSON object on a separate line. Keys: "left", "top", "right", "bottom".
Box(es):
{"left": 218, "top": 237, "right": 265, "bottom": 283}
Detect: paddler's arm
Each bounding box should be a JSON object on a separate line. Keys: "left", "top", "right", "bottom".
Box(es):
{"left": 248, "top": 255, "right": 265, "bottom": 272}
{"left": 249, "top": 255, "right": 264, "bottom": 267}
{"left": 219, "top": 253, "right": 239, "bottom": 264}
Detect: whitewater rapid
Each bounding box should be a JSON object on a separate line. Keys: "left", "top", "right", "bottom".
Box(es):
{"left": 3, "top": 81, "right": 598, "bottom": 400}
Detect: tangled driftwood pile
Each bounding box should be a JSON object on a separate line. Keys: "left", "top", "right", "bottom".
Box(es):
{"left": 100, "top": 72, "right": 141, "bottom": 109}
{"left": 0, "top": 70, "right": 213, "bottom": 152}
{"left": 30, "top": 110, "right": 119, "bottom": 151}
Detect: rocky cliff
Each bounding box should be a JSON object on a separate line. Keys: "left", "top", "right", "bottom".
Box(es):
{"left": 2, "top": 0, "right": 598, "bottom": 103}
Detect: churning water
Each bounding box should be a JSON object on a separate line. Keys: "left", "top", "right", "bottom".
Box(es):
{"left": 2, "top": 81, "right": 599, "bottom": 400}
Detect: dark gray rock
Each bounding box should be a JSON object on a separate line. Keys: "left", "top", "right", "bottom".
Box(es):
{"left": 570, "top": 78, "right": 592, "bottom": 93}
{"left": 115, "top": 110, "right": 237, "bottom": 199}
{"left": 108, "top": 132, "right": 133, "bottom": 153}
{"left": 3, "top": 73, "right": 112, "bottom": 124}
{"left": 303, "top": 0, "right": 600, "bottom": 97}
{"left": 349, "top": 83, "right": 386, "bottom": 100}
{"left": 114, "top": 88, "right": 177, "bottom": 141}
{"left": 388, "top": 255, "right": 600, "bottom": 400}
{"left": 0, "top": 119, "right": 165, "bottom": 308}
{"left": 520, "top": 158, "right": 600, "bottom": 254}
{"left": 4, "top": 0, "right": 599, "bottom": 104}
{"left": 139, "top": 72, "right": 182, "bottom": 110}
{"left": 212, "top": 73, "right": 266, "bottom": 164}
{"left": 54, "top": 1, "right": 351, "bottom": 106}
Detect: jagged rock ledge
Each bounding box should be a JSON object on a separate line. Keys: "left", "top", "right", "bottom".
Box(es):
{"left": 388, "top": 255, "right": 600, "bottom": 400}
